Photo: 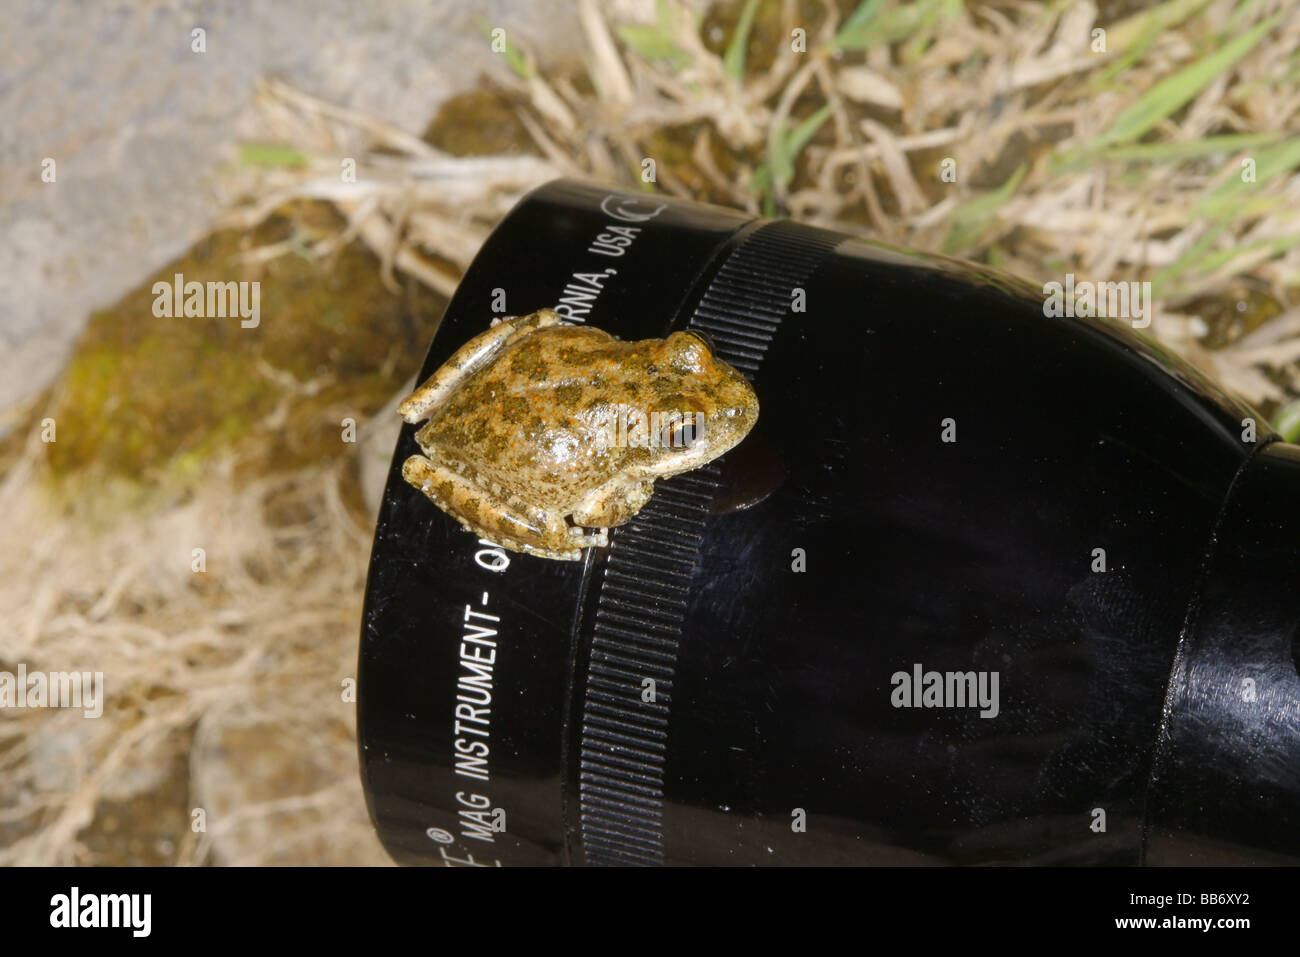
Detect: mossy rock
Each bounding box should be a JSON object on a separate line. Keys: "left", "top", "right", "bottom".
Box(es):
{"left": 44, "top": 201, "right": 444, "bottom": 506}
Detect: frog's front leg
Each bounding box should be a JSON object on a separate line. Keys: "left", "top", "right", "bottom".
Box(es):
{"left": 402, "top": 454, "right": 602, "bottom": 561}
{"left": 398, "top": 309, "right": 564, "bottom": 423}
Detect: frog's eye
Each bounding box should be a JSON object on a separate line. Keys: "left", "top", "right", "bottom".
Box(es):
{"left": 660, "top": 413, "right": 704, "bottom": 450}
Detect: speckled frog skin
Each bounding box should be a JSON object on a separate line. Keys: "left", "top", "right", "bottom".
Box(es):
{"left": 398, "top": 308, "right": 759, "bottom": 560}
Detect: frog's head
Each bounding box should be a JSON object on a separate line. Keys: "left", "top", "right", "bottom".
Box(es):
{"left": 639, "top": 331, "right": 759, "bottom": 477}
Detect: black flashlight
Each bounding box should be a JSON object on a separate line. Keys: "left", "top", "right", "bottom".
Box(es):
{"left": 357, "top": 179, "right": 1300, "bottom": 866}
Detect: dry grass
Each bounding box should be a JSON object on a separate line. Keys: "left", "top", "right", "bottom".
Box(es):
{"left": 0, "top": 426, "right": 389, "bottom": 864}
{"left": 3, "top": 0, "right": 1298, "bottom": 866}
{"left": 233, "top": 0, "right": 1300, "bottom": 416}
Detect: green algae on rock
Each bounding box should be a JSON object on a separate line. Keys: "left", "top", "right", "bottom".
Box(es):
{"left": 44, "top": 201, "right": 444, "bottom": 505}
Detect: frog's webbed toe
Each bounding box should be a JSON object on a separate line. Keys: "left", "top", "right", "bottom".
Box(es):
{"left": 520, "top": 541, "right": 583, "bottom": 561}
{"left": 567, "top": 526, "right": 609, "bottom": 549}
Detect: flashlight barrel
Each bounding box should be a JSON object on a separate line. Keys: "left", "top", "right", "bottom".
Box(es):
{"left": 358, "top": 180, "right": 1300, "bottom": 866}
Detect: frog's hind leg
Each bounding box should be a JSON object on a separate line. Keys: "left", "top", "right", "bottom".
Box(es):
{"left": 571, "top": 476, "right": 655, "bottom": 529}
{"left": 402, "top": 453, "right": 594, "bottom": 561}
{"left": 398, "top": 309, "right": 565, "bottom": 423}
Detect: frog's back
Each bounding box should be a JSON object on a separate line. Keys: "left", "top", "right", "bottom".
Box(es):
{"left": 417, "top": 325, "right": 642, "bottom": 504}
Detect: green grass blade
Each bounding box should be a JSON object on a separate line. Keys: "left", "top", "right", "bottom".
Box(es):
{"left": 837, "top": 0, "right": 882, "bottom": 44}
{"left": 1151, "top": 214, "right": 1235, "bottom": 290}
{"left": 238, "top": 143, "right": 310, "bottom": 168}
{"left": 1156, "top": 226, "right": 1300, "bottom": 299}
{"left": 1186, "top": 231, "right": 1300, "bottom": 278}
{"left": 1275, "top": 399, "right": 1300, "bottom": 443}
{"left": 617, "top": 24, "right": 685, "bottom": 63}
{"left": 1103, "top": 0, "right": 1215, "bottom": 55}
{"left": 835, "top": 0, "right": 943, "bottom": 50}
{"left": 770, "top": 104, "right": 834, "bottom": 185}
{"left": 786, "top": 104, "right": 834, "bottom": 160}
{"left": 474, "top": 16, "right": 532, "bottom": 79}
{"left": 1219, "top": 0, "right": 1270, "bottom": 39}
{"left": 1089, "top": 5, "right": 1168, "bottom": 92}
{"left": 1056, "top": 133, "right": 1282, "bottom": 170}
{"left": 942, "top": 164, "right": 1027, "bottom": 253}
{"left": 1194, "top": 136, "right": 1300, "bottom": 212}
{"left": 1093, "top": 11, "right": 1282, "bottom": 149}
{"left": 1099, "top": 133, "right": 1280, "bottom": 163}
{"left": 723, "top": 0, "right": 761, "bottom": 85}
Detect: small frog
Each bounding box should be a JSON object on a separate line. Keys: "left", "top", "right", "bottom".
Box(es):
{"left": 398, "top": 308, "right": 759, "bottom": 560}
